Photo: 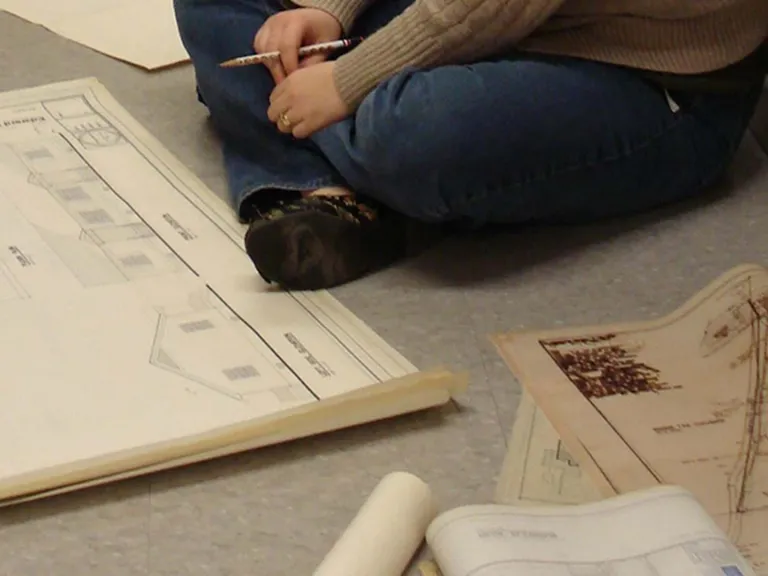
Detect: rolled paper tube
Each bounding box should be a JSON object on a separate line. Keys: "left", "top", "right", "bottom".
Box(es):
{"left": 313, "top": 471, "right": 439, "bottom": 576}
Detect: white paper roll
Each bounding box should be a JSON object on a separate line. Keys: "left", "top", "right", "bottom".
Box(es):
{"left": 313, "top": 471, "right": 438, "bottom": 576}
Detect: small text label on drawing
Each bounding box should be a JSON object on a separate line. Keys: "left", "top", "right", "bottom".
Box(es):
{"left": 477, "top": 527, "right": 558, "bottom": 540}
{"left": 8, "top": 246, "right": 33, "bottom": 267}
{"left": 653, "top": 417, "right": 725, "bottom": 434}
{"left": 162, "top": 213, "right": 196, "bottom": 240}
{"left": 284, "top": 332, "right": 333, "bottom": 377}
{"left": 1, "top": 115, "right": 46, "bottom": 129}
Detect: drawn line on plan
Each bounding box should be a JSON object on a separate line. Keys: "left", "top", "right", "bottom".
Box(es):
{"left": 0, "top": 262, "right": 29, "bottom": 301}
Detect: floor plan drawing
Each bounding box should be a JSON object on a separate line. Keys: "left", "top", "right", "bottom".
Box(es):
{"left": 495, "top": 391, "right": 602, "bottom": 506}
{"left": 0, "top": 78, "right": 424, "bottom": 500}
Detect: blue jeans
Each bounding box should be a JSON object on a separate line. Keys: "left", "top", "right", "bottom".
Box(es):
{"left": 174, "top": 0, "right": 763, "bottom": 226}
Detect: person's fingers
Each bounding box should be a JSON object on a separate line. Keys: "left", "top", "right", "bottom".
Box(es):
{"left": 266, "top": 98, "right": 280, "bottom": 123}
{"left": 269, "top": 78, "right": 289, "bottom": 104}
{"left": 266, "top": 89, "right": 305, "bottom": 135}
{"left": 253, "top": 17, "right": 278, "bottom": 53}
{"left": 252, "top": 28, "right": 266, "bottom": 53}
{"left": 291, "top": 120, "right": 312, "bottom": 139}
{"left": 299, "top": 53, "right": 327, "bottom": 68}
{"left": 268, "top": 60, "right": 287, "bottom": 84}
{"left": 278, "top": 20, "right": 303, "bottom": 75}
{"left": 266, "top": 89, "right": 291, "bottom": 123}
{"left": 266, "top": 102, "right": 281, "bottom": 124}
{"left": 254, "top": 21, "right": 286, "bottom": 84}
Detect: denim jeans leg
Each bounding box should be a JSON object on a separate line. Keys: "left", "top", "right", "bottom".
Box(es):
{"left": 310, "top": 56, "right": 761, "bottom": 225}
{"left": 173, "top": 0, "right": 347, "bottom": 219}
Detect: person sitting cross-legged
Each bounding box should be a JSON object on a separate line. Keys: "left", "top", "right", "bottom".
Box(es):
{"left": 174, "top": 0, "right": 768, "bottom": 290}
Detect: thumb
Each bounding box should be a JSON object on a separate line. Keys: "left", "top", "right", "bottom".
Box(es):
{"left": 299, "top": 53, "right": 328, "bottom": 68}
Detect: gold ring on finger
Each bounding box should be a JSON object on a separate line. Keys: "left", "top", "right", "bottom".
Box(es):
{"left": 278, "top": 112, "right": 292, "bottom": 130}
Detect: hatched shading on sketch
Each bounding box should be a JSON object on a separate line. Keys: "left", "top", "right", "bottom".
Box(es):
{"left": 540, "top": 334, "right": 671, "bottom": 399}
{"left": 493, "top": 264, "right": 768, "bottom": 572}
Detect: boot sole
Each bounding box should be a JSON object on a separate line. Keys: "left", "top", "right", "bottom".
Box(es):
{"left": 244, "top": 211, "right": 373, "bottom": 291}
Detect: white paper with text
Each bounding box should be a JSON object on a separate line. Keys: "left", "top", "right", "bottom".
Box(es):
{"left": 428, "top": 486, "right": 754, "bottom": 576}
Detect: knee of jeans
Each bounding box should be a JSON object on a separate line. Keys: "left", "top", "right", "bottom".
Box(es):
{"left": 354, "top": 70, "right": 429, "bottom": 172}
{"left": 350, "top": 71, "right": 453, "bottom": 221}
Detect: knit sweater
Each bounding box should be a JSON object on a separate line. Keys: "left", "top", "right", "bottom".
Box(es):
{"left": 289, "top": 0, "right": 768, "bottom": 109}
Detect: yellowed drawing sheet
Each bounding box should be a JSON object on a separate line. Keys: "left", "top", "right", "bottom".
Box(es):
{"left": 493, "top": 263, "right": 768, "bottom": 572}
{"left": 0, "top": 77, "right": 465, "bottom": 506}
{"left": 0, "top": 0, "right": 189, "bottom": 69}
{"left": 494, "top": 390, "right": 602, "bottom": 506}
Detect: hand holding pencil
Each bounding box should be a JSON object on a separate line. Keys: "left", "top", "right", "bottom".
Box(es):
{"left": 224, "top": 8, "right": 354, "bottom": 139}
{"left": 233, "top": 8, "right": 354, "bottom": 84}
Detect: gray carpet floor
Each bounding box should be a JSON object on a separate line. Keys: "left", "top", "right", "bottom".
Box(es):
{"left": 1, "top": 10, "right": 768, "bottom": 575}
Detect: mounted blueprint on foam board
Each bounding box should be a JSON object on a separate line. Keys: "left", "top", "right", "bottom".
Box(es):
{"left": 0, "top": 0, "right": 189, "bottom": 69}
{"left": 0, "top": 77, "right": 466, "bottom": 506}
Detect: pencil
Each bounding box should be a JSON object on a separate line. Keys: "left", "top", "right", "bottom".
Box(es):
{"left": 219, "top": 37, "right": 364, "bottom": 68}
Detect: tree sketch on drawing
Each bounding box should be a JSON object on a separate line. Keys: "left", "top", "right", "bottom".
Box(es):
{"left": 724, "top": 278, "right": 768, "bottom": 544}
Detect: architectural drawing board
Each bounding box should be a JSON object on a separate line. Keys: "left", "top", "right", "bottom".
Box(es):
{"left": 0, "top": 78, "right": 460, "bottom": 504}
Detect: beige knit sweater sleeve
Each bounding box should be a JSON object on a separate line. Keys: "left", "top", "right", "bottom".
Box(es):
{"left": 323, "top": 0, "right": 567, "bottom": 108}
{"left": 290, "top": 0, "right": 371, "bottom": 35}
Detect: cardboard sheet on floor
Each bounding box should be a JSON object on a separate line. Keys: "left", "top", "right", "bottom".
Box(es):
{"left": 0, "top": 77, "right": 467, "bottom": 506}
{"left": 0, "top": 0, "right": 189, "bottom": 69}
{"left": 492, "top": 264, "right": 768, "bottom": 572}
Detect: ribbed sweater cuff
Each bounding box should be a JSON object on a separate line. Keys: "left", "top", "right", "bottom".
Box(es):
{"left": 332, "top": 13, "right": 444, "bottom": 109}
{"left": 288, "top": 0, "right": 364, "bottom": 33}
